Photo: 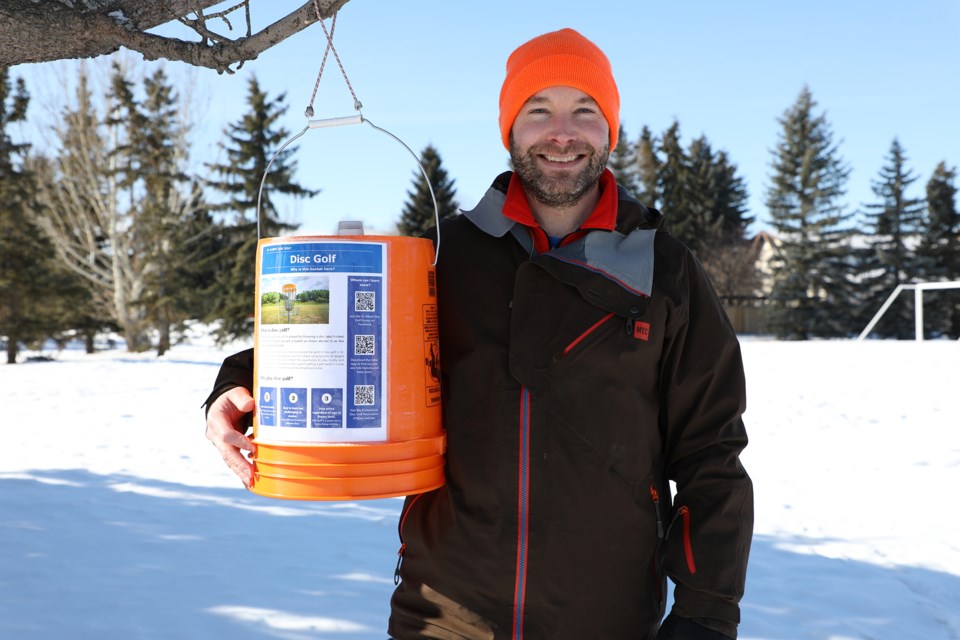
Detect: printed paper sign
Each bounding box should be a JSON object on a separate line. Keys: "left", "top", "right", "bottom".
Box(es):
{"left": 255, "top": 240, "right": 388, "bottom": 443}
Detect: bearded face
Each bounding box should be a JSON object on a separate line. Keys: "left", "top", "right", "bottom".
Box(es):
{"left": 510, "top": 136, "right": 610, "bottom": 209}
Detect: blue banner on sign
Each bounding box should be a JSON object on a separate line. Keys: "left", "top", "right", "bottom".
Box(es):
{"left": 259, "top": 387, "right": 277, "bottom": 426}
{"left": 280, "top": 387, "right": 308, "bottom": 428}
{"left": 311, "top": 388, "right": 344, "bottom": 429}
{"left": 261, "top": 242, "right": 383, "bottom": 275}
{"left": 346, "top": 276, "right": 382, "bottom": 428}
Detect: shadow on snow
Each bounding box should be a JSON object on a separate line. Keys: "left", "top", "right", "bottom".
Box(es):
{"left": 2, "top": 470, "right": 959, "bottom": 639}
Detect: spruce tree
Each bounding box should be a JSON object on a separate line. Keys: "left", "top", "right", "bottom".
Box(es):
{"left": 656, "top": 127, "right": 751, "bottom": 255}
{"left": 606, "top": 124, "right": 639, "bottom": 195}
{"left": 685, "top": 136, "right": 755, "bottom": 302}
{"left": 683, "top": 136, "right": 727, "bottom": 254}
{"left": 397, "top": 144, "right": 459, "bottom": 237}
{"left": 34, "top": 65, "right": 156, "bottom": 353}
{"left": 765, "top": 86, "right": 855, "bottom": 339}
{"left": 98, "top": 63, "right": 220, "bottom": 355}
{"left": 205, "top": 76, "right": 318, "bottom": 343}
{"left": 33, "top": 63, "right": 213, "bottom": 354}
{"left": 858, "top": 138, "right": 926, "bottom": 338}
{"left": 635, "top": 126, "right": 660, "bottom": 207}
{"left": 0, "top": 70, "right": 94, "bottom": 363}
{"left": 917, "top": 162, "right": 960, "bottom": 337}
{"left": 657, "top": 121, "right": 693, "bottom": 243}
{"left": 712, "top": 149, "right": 753, "bottom": 239}
{"left": 0, "top": 67, "right": 36, "bottom": 363}
{"left": 111, "top": 65, "right": 198, "bottom": 355}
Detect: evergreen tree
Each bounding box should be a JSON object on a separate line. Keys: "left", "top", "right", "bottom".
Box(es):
{"left": 32, "top": 62, "right": 209, "bottom": 354}
{"left": 656, "top": 127, "right": 751, "bottom": 255}
{"left": 205, "top": 76, "right": 318, "bottom": 343}
{"left": 917, "top": 162, "right": 960, "bottom": 337}
{"left": 175, "top": 192, "right": 231, "bottom": 321}
{"left": 120, "top": 67, "right": 212, "bottom": 355}
{"left": 858, "top": 138, "right": 926, "bottom": 338}
{"left": 635, "top": 125, "right": 660, "bottom": 207}
{"left": 765, "top": 86, "right": 855, "bottom": 339}
{"left": 0, "top": 67, "right": 37, "bottom": 363}
{"left": 397, "top": 144, "right": 459, "bottom": 237}
{"left": 0, "top": 71, "right": 94, "bottom": 363}
{"left": 35, "top": 64, "right": 151, "bottom": 352}
{"left": 657, "top": 121, "right": 693, "bottom": 242}
{"left": 606, "top": 124, "right": 639, "bottom": 194}
{"left": 712, "top": 149, "right": 753, "bottom": 239}
{"left": 683, "top": 136, "right": 727, "bottom": 254}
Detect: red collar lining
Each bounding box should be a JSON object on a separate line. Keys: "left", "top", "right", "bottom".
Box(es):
{"left": 503, "top": 168, "right": 618, "bottom": 233}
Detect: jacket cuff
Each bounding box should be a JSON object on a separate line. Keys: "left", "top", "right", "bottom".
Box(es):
{"left": 671, "top": 593, "right": 739, "bottom": 639}
{"left": 656, "top": 613, "right": 734, "bottom": 640}
{"left": 201, "top": 349, "right": 255, "bottom": 428}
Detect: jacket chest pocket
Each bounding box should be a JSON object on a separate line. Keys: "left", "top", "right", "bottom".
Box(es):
{"left": 508, "top": 263, "right": 659, "bottom": 391}
{"left": 508, "top": 263, "right": 665, "bottom": 491}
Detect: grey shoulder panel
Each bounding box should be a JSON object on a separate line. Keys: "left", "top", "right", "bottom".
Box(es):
{"left": 550, "top": 228, "right": 656, "bottom": 297}
{"left": 461, "top": 187, "right": 514, "bottom": 238}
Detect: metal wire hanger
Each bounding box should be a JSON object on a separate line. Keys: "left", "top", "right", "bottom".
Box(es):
{"left": 257, "top": 5, "right": 441, "bottom": 264}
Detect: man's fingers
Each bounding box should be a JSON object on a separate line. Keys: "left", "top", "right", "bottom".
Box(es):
{"left": 218, "top": 425, "right": 255, "bottom": 453}
{"left": 205, "top": 387, "right": 257, "bottom": 486}
{"left": 224, "top": 386, "right": 256, "bottom": 414}
{"left": 217, "top": 444, "right": 254, "bottom": 486}
{"left": 209, "top": 423, "right": 255, "bottom": 484}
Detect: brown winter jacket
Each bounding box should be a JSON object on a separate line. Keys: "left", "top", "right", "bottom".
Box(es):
{"left": 207, "top": 171, "right": 753, "bottom": 640}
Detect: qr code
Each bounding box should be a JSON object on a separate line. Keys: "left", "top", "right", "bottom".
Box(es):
{"left": 354, "top": 385, "right": 375, "bottom": 406}
{"left": 354, "top": 334, "right": 375, "bottom": 355}
{"left": 355, "top": 291, "right": 376, "bottom": 312}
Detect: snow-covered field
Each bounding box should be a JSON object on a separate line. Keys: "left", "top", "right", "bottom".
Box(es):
{"left": 2, "top": 329, "right": 959, "bottom": 639}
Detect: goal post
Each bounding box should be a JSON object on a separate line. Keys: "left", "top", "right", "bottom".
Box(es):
{"left": 857, "top": 281, "right": 960, "bottom": 341}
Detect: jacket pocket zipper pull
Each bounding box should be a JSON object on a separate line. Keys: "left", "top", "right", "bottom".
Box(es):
{"left": 394, "top": 543, "right": 406, "bottom": 585}
{"left": 650, "top": 484, "right": 664, "bottom": 539}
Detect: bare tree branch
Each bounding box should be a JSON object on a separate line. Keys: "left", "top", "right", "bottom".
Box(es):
{"left": 0, "top": 0, "right": 351, "bottom": 73}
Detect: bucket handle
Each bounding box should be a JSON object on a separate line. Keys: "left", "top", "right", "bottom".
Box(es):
{"left": 256, "top": 114, "right": 442, "bottom": 265}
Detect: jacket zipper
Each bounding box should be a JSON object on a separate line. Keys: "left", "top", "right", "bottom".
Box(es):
{"left": 561, "top": 312, "right": 615, "bottom": 356}
{"left": 650, "top": 482, "right": 666, "bottom": 607}
{"left": 393, "top": 492, "right": 426, "bottom": 585}
{"left": 513, "top": 387, "right": 532, "bottom": 640}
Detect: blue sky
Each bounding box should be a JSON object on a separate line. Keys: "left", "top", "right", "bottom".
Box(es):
{"left": 12, "top": 0, "right": 960, "bottom": 236}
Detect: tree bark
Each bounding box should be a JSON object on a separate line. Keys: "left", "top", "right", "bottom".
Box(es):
{"left": 0, "top": 0, "right": 351, "bottom": 73}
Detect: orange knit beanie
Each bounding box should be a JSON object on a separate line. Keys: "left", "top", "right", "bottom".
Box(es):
{"left": 499, "top": 28, "right": 620, "bottom": 150}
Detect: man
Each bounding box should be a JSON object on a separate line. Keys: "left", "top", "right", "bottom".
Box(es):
{"left": 205, "top": 28, "right": 753, "bottom": 640}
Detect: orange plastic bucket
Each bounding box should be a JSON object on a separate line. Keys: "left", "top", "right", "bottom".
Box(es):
{"left": 251, "top": 234, "right": 444, "bottom": 500}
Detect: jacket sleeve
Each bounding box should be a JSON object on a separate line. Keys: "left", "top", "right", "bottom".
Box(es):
{"left": 657, "top": 245, "right": 753, "bottom": 639}
{"left": 201, "top": 348, "right": 255, "bottom": 426}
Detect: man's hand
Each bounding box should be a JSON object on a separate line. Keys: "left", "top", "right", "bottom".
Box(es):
{"left": 205, "top": 387, "right": 257, "bottom": 486}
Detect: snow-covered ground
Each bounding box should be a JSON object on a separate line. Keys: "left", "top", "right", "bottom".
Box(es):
{"left": 2, "top": 329, "right": 959, "bottom": 639}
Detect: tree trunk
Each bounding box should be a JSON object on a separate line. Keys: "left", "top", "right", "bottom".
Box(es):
{"left": 157, "top": 316, "right": 170, "bottom": 357}
{"left": 6, "top": 336, "right": 17, "bottom": 364}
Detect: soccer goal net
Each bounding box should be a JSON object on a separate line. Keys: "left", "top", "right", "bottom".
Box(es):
{"left": 857, "top": 281, "right": 960, "bottom": 341}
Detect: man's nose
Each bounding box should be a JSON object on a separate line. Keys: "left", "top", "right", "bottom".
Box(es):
{"left": 545, "top": 113, "right": 578, "bottom": 144}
